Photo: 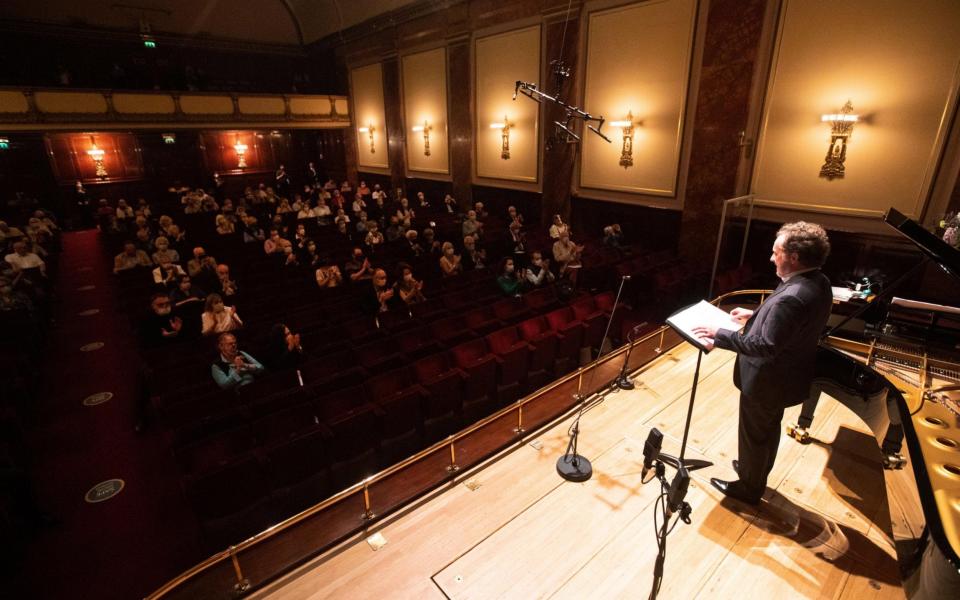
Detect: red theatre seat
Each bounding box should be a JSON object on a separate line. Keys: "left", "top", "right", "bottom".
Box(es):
{"left": 449, "top": 339, "right": 499, "bottom": 423}
{"left": 412, "top": 353, "right": 466, "bottom": 442}
{"left": 485, "top": 326, "right": 531, "bottom": 402}
{"left": 518, "top": 316, "right": 560, "bottom": 386}
{"left": 545, "top": 307, "right": 585, "bottom": 374}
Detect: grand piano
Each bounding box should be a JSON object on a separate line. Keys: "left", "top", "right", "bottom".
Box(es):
{"left": 788, "top": 208, "right": 960, "bottom": 599}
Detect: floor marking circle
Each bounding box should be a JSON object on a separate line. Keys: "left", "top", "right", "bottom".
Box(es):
{"left": 77, "top": 285, "right": 96, "bottom": 291}
{"left": 80, "top": 342, "right": 105, "bottom": 352}
{"left": 82, "top": 392, "right": 113, "bottom": 406}
{"left": 78, "top": 308, "right": 100, "bottom": 316}
{"left": 85, "top": 479, "right": 125, "bottom": 503}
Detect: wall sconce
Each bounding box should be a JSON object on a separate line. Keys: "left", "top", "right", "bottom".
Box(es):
{"left": 86, "top": 135, "right": 107, "bottom": 179}
{"left": 819, "top": 100, "right": 858, "bottom": 180}
{"left": 358, "top": 124, "right": 375, "bottom": 154}
{"left": 489, "top": 115, "right": 512, "bottom": 160}
{"left": 609, "top": 111, "right": 639, "bottom": 168}
{"left": 412, "top": 120, "right": 432, "bottom": 156}
{"left": 233, "top": 135, "right": 248, "bottom": 169}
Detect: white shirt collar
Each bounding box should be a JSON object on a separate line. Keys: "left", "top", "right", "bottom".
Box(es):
{"left": 780, "top": 266, "right": 817, "bottom": 282}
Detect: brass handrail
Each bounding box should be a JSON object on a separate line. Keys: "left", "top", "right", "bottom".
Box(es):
{"left": 146, "top": 289, "right": 773, "bottom": 599}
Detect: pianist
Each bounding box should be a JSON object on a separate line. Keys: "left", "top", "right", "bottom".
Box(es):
{"left": 692, "top": 221, "right": 833, "bottom": 505}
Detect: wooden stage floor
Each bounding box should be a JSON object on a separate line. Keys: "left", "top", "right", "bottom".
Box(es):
{"left": 254, "top": 343, "right": 924, "bottom": 599}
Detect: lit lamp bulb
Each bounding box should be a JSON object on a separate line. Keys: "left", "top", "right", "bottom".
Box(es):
{"left": 609, "top": 111, "right": 637, "bottom": 168}
{"left": 489, "top": 115, "right": 512, "bottom": 160}
{"left": 233, "top": 136, "right": 248, "bottom": 169}
{"left": 358, "top": 124, "right": 375, "bottom": 153}
{"left": 819, "top": 100, "right": 858, "bottom": 180}
{"left": 86, "top": 135, "right": 107, "bottom": 178}
{"left": 412, "top": 120, "right": 432, "bottom": 156}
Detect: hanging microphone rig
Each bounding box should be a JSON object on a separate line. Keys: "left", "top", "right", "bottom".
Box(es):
{"left": 513, "top": 60, "right": 612, "bottom": 148}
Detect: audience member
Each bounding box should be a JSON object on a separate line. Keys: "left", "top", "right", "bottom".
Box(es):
{"left": 497, "top": 257, "right": 525, "bottom": 297}
{"left": 344, "top": 247, "right": 373, "bottom": 282}
{"left": 549, "top": 214, "right": 569, "bottom": 240}
{"left": 113, "top": 241, "right": 152, "bottom": 273}
{"left": 603, "top": 223, "right": 627, "bottom": 252}
{"left": 152, "top": 255, "right": 186, "bottom": 287}
{"left": 214, "top": 264, "right": 239, "bottom": 298}
{"left": 315, "top": 257, "right": 343, "bottom": 288}
{"left": 151, "top": 236, "right": 179, "bottom": 265}
{"left": 552, "top": 230, "right": 584, "bottom": 286}
{"left": 211, "top": 333, "right": 264, "bottom": 390}
{"left": 201, "top": 293, "right": 243, "bottom": 336}
{"left": 170, "top": 275, "right": 205, "bottom": 307}
{"left": 261, "top": 323, "right": 304, "bottom": 370}
{"left": 139, "top": 292, "right": 183, "bottom": 347}
{"left": 439, "top": 242, "right": 462, "bottom": 277}
{"left": 361, "top": 268, "right": 399, "bottom": 314}
{"left": 525, "top": 251, "right": 555, "bottom": 288}
{"left": 395, "top": 263, "right": 425, "bottom": 305}
{"left": 462, "top": 235, "right": 487, "bottom": 270}
{"left": 462, "top": 210, "right": 483, "bottom": 239}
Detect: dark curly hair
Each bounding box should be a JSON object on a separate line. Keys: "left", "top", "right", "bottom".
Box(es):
{"left": 777, "top": 221, "right": 831, "bottom": 268}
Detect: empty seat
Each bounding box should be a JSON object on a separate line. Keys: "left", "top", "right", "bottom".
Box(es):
{"left": 465, "top": 305, "right": 504, "bottom": 337}
{"left": 253, "top": 401, "right": 319, "bottom": 445}
{"left": 545, "top": 307, "right": 585, "bottom": 373}
{"left": 412, "top": 353, "right": 465, "bottom": 442}
{"left": 263, "top": 428, "right": 330, "bottom": 516}
{"left": 367, "top": 368, "right": 426, "bottom": 467}
{"left": 571, "top": 296, "right": 608, "bottom": 350}
{"left": 430, "top": 315, "right": 476, "bottom": 348}
{"left": 518, "top": 316, "right": 560, "bottom": 387}
{"left": 323, "top": 403, "right": 381, "bottom": 491}
{"left": 450, "top": 339, "right": 498, "bottom": 423}
{"left": 485, "top": 326, "right": 531, "bottom": 403}
{"left": 491, "top": 297, "right": 532, "bottom": 325}
{"left": 394, "top": 329, "right": 444, "bottom": 361}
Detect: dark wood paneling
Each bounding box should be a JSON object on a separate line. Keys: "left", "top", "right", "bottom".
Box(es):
{"left": 448, "top": 40, "right": 473, "bottom": 208}
{"left": 45, "top": 132, "right": 144, "bottom": 184}
{"left": 573, "top": 196, "right": 681, "bottom": 253}
{"left": 199, "top": 131, "right": 292, "bottom": 177}
{"left": 381, "top": 58, "right": 408, "bottom": 195}
{"left": 678, "top": 0, "right": 767, "bottom": 263}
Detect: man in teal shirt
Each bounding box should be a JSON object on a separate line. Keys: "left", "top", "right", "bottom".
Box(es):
{"left": 211, "top": 332, "right": 264, "bottom": 389}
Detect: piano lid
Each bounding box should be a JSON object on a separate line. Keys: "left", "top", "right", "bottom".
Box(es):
{"left": 884, "top": 207, "right": 960, "bottom": 279}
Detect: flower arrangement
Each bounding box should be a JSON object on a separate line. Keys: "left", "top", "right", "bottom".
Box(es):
{"left": 940, "top": 212, "right": 959, "bottom": 249}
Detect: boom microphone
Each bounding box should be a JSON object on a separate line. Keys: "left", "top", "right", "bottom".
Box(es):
{"left": 665, "top": 466, "right": 690, "bottom": 518}
{"left": 622, "top": 275, "right": 632, "bottom": 281}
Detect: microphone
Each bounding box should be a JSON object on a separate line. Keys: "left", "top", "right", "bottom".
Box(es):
{"left": 641, "top": 428, "right": 663, "bottom": 480}
{"left": 665, "top": 466, "right": 690, "bottom": 518}
{"left": 622, "top": 274, "right": 632, "bottom": 281}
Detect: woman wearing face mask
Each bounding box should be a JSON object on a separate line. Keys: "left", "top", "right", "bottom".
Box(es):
{"left": 394, "top": 263, "right": 425, "bottom": 305}
{"left": 439, "top": 241, "right": 462, "bottom": 277}
{"left": 201, "top": 293, "right": 243, "bottom": 336}
{"left": 497, "top": 257, "right": 526, "bottom": 297}
{"left": 151, "top": 236, "right": 179, "bottom": 265}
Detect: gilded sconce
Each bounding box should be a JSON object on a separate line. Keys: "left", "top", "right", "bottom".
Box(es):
{"left": 819, "top": 100, "right": 859, "bottom": 180}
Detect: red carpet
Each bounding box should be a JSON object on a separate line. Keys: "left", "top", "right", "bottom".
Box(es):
{"left": 19, "top": 230, "right": 201, "bottom": 599}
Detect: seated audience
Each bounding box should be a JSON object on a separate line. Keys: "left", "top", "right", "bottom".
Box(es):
{"left": 603, "top": 223, "right": 627, "bottom": 252}
{"left": 170, "top": 275, "right": 205, "bottom": 307}
{"left": 404, "top": 229, "right": 423, "bottom": 259}
{"left": 215, "top": 214, "right": 235, "bottom": 235}
{"left": 525, "top": 251, "right": 555, "bottom": 288}
{"left": 364, "top": 221, "right": 384, "bottom": 251}
{"left": 395, "top": 263, "right": 425, "bottom": 305}
{"left": 497, "top": 257, "right": 525, "bottom": 297}
{"left": 443, "top": 194, "right": 458, "bottom": 214}
{"left": 139, "top": 292, "right": 183, "bottom": 347}
{"left": 5, "top": 241, "right": 46, "bottom": 277}
{"left": 439, "top": 242, "right": 462, "bottom": 277}
{"left": 152, "top": 255, "right": 186, "bottom": 287}
{"left": 344, "top": 247, "right": 373, "bottom": 282}
{"left": 549, "top": 214, "right": 569, "bottom": 240}
{"left": 462, "top": 235, "right": 487, "bottom": 270}
{"left": 261, "top": 323, "right": 304, "bottom": 370}
{"left": 361, "top": 268, "right": 399, "bottom": 314}
{"left": 151, "top": 236, "right": 179, "bottom": 265}
{"left": 214, "top": 264, "right": 239, "bottom": 298}
{"left": 507, "top": 205, "right": 524, "bottom": 226}
{"left": 462, "top": 210, "right": 483, "bottom": 239}
{"left": 552, "top": 230, "right": 584, "bottom": 285}
{"left": 113, "top": 241, "right": 152, "bottom": 273}
{"left": 211, "top": 333, "right": 264, "bottom": 390}
{"left": 315, "top": 258, "right": 343, "bottom": 288}
{"left": 201, "top": 293, "right": 243, "bottom": 335}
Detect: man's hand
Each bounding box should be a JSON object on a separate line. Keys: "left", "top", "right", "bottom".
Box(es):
{"left": 233, "top": 356, "right": 247, "bottom": 370}
{"left": 170, "top": 317, "right": 183, "bottom": 332}
{"left": 690, "top": 325, "right": 717, "bottom": 351}
{"left": 730, "top": 307, "right": 754, "bottom": 324}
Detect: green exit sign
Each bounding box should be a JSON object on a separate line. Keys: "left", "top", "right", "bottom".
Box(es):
{"left": 144, "top": 39, "right": 156, "bottom": 48}
{"left": 0, "top": 138, "right": 9, "bottom": 150}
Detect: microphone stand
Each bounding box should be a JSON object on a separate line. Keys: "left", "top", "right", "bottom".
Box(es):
{"left": 556, "top": 275, "right": 630, "bottom": 482}
{"left": 612, "top": 323, "right": 645, "bottom": 390}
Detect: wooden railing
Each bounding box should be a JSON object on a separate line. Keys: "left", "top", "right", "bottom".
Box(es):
{"left": 146, "top": 290, "right": 772, "bottom": 599}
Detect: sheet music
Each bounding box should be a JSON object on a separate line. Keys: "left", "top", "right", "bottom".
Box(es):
{"left": 666, "top": 300, "right": 744, "bottom": 352}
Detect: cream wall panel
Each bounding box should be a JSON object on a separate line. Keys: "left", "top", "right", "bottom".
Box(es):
{"left": 180, "top": 95, "right": 234, "bottom": 115}
{"left": 34, "top": 92, "right": 107, "bottom": 114}
{"left": 475, "top": 25, "right": 540, "bottom": 183}
{"left": 289, "top": 97, "right": 332, "bottom": 115}
{"left": 351, "top": 63, "right": 389, "bottom": 170}
{"left": 580, "top": 0, "right": 697, "bottom": 197}
{"left": 402, "top": 48, "right": 450, "bottom": 175}
{"left": 0, "top": 91, "right": 29, "bottom": 113}
{"left": 112, "top": 93, "right": 176, "bottom": 114}
{"left": 334, "top": 98, "right": 350, "bottom": 117}
{"left": 238, "top": 96, "right": 286, "bottom": 115}
{"left": 752, "top": 0, "right": 960, "bottom": 219}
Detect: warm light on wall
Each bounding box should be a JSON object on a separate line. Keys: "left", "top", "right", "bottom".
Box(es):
{"left": 489, "top": 115, "right": 513, "bottom": 160}
{"left": 358, "top": 123, "right": 376, "bottom": 154}
{"left": 609, "top": 111, "right": 639, "bottom": 168}
{"left": 819, "top": 100, "right": 859, "bottom": 180}
{"left": 411, "top": 120, "right": 432, "bottom": 156}
{"left": 86, "top": 135, "right": 107, "bottom": 178}
{"left": 233, "top": 135, "right": 248, "bottom": 169}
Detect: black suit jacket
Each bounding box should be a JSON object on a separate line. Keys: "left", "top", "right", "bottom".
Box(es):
{"left": 714, "top": 269, "right": 833, "bottom": 407}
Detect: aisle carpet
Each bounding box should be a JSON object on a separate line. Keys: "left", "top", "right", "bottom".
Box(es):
{"left": 18, "top": 229, "right": 201, "bottom": 599}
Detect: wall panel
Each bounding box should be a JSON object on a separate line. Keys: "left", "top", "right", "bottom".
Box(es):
{"left": 751, "top": 0, "right": 960, "bottom": 220}
{"left": 350, "top": 63, "right": 390, "bottom": 171}
{"left": 580, "top": 0, "right": 697, "bottom": 198}
{"left": 474, "top": 25, "right": 540, "bottom": 184}
{"left": 402, "top": 48, "right": 450, "bottom": 176}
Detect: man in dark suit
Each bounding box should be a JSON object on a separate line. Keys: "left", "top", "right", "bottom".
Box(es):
{"left": 693, "top": 221, "right": 833, "bottom": 505}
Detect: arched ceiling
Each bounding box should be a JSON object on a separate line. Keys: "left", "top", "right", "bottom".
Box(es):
{"left": 0, "top": 0, "right": 420, "bottom": 46}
